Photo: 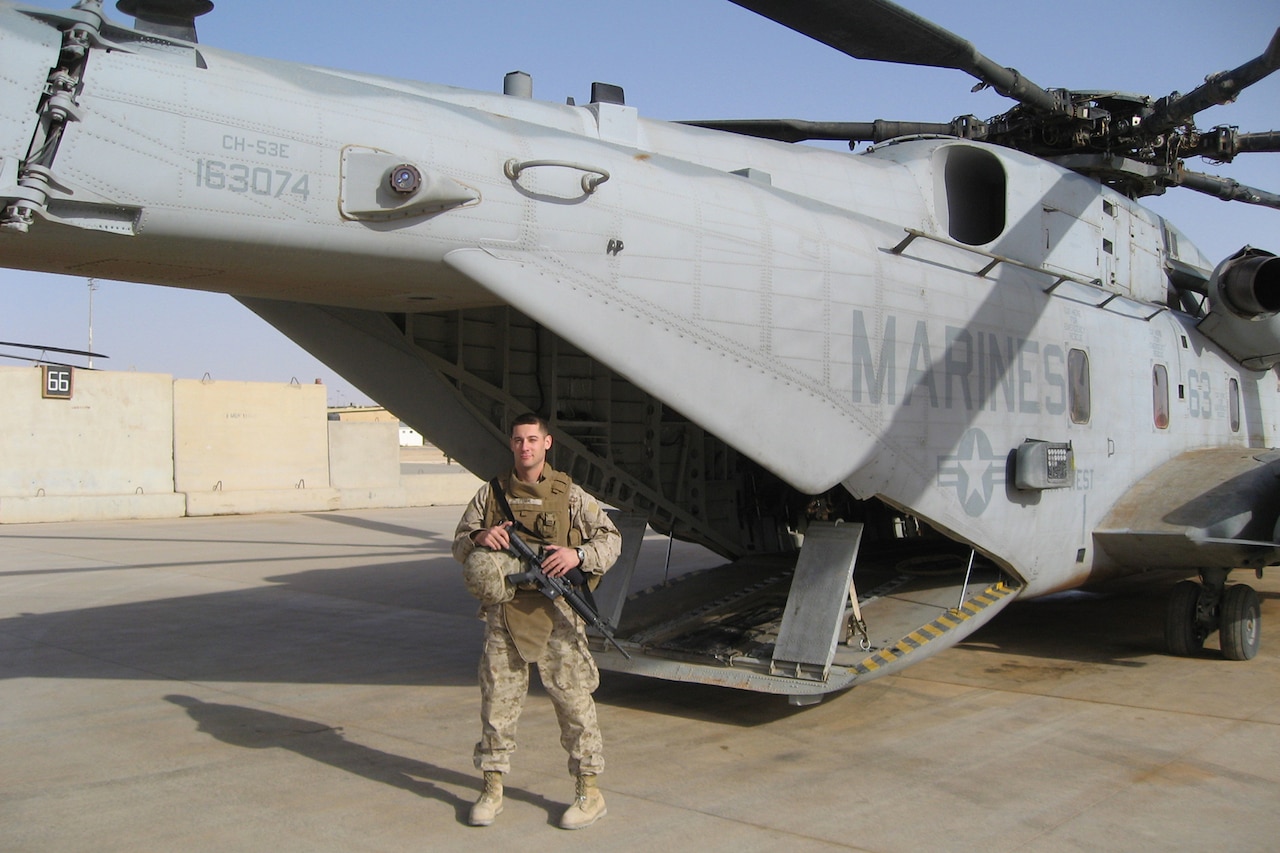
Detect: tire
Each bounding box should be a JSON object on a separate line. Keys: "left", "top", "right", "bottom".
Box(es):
{"left": 1220, "top": 584, "right": 1261, "bottom": 661}
{"left": 1166, "top": 579, "right": 1207, "bottom": 656}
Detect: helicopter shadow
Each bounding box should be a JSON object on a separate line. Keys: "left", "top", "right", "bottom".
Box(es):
{"left": 952, "top": 574, "right": 1242, "bottom": 665}
{"left": 0, "top": 555, "right": 482, "bottom": 689}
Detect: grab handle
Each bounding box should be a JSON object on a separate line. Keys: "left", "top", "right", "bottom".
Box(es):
{"left": 503, "top": 158, "right": 610, "bottom": 194}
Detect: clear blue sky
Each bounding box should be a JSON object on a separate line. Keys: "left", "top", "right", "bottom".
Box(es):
{"left": 2, "top": 0, "right": 1276, "bottom": 406}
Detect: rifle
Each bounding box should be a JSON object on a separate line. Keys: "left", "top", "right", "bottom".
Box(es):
{"left": 503, "top": 529, "right": 632, "bottom": 660}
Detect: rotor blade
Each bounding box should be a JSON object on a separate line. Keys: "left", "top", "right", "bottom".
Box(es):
{"left": 1147, "top": 28, "right": 1280, "bottom": 133}
{"left": 1185, "top": 129, "right": 1280, "bottom": 161}
{"left": 0, "top": 352, "right": 90, "bottom": 369}
{"left": 728, "top": 0, "right": 1063, "bottom": 113}
{"left": 678, "top": 118, "right": 977, "bottom": 143}
{"left": 0, "top": 340, "right": 107, "bottom": 358}
{"left": 1238, "top": 131, "right": 1280, "bottom": 154}
{"left": 1173, "top": 169, "right": 1280, "bottom": 210}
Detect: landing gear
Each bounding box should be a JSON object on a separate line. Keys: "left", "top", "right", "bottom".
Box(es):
{"left": 1220, "top": 584, "right": 1261, "bottom": 661}
{"left": 1165, "top": 579, "right": 1209, "bottom": 656}
{"left": 1164, "top": 569, "right": 1261, "bottom": 660}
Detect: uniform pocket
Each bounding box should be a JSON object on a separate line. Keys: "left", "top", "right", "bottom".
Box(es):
{"left": 536, "top": 512, "right": 559, "bottom": 540}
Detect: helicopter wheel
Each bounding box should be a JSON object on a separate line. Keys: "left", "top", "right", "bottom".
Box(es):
{"left": 1165, "top": 579, "right": 1210, "bottom": 657}
{"left": 1220, "top": 584, "right": 1261, "bottom": 661}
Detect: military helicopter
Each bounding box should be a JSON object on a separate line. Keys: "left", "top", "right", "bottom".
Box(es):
{"left": 0, "top": 0, "right": 1277, "bottom": 704}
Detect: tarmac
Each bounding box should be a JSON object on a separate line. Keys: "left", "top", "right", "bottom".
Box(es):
{"left": 4, "top": 503, "right": 1280, "bottom": 852}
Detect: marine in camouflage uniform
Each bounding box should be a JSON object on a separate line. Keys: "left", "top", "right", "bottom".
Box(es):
{"left": 453, "top": 414, "right": 621, "bottom": 829}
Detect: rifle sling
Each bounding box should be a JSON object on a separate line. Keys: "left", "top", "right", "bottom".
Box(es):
{"left": 489, "top": 477, "right": 538, "bottom": 538}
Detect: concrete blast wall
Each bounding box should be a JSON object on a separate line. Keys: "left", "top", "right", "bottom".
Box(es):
{"left": 0, "top": 366, "right": 479, "bottom": 522}
{"left": 0, "top": 368, "right": 184, "bottom": 522}
{"left": 174, "top": 379, "right": 344, "bottom": 515}
{"left": 174, "top": 379, "right": 330, "bottom": 492}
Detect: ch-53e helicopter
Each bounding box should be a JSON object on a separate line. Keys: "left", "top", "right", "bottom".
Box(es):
{"left": 1, "top": 0, "right": 1278, "bottom": 704}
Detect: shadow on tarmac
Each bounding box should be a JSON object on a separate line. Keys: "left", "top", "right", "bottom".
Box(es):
{"left": 0, "top": 525, "right": 1229, "bottom": 722}
{"left": 301, "top": 512, "right": 445, "bottom": 543}
{"left": 956, "top": 576, "right": 1252, "bottom": 665}
{"left": 163, "top": 695, "right": 564, "bottom": 825}
{"left": 956, "top": 587, "right": 1165, "bottom": 664}
{"left": 2, "top": 558, "right": 481, "bottom": 687}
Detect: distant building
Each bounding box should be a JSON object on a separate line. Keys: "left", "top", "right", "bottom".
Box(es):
{"left": 399, "top": 423, "right": 425, "bottom": 446}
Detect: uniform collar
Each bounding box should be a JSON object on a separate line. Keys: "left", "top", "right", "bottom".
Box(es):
{"left": 510, "top": 463, "right": 556, "bottom": 485}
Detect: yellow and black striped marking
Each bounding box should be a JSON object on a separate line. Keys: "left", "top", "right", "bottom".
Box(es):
{"left": 852, "top": 582, "right": 1015, "bottom": 677}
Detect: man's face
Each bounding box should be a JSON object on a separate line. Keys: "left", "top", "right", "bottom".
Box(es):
{"left": 511, "top": 423, "right": 552, "bottom": 475}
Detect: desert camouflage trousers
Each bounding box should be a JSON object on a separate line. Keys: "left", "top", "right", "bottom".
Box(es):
{"left": 474, "top": 600, "right": 604, "bottom": 777}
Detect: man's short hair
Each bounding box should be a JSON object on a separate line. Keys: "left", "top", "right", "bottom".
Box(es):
{"left": 510, "top": 413, "right": 550, "bottom": 436}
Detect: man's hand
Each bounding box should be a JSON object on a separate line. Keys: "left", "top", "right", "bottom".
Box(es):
{"left": 472, "top": 521, "right": 512, "bottom": 552}
{"left": 474, "top": 522, "right": 582, "bottom": 578}
{"left": 539, "top": 545, "right": 582, "bottom": 578}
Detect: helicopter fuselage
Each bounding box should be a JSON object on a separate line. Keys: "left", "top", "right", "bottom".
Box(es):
{"left": 2, "top": 1, "right": 1276, "bottom": 694}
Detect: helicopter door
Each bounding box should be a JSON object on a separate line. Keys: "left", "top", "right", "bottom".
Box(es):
{"left": 1101, "top": 200, "right": 1166, "bottom": 304}
{"left": 1127, "top": 208, "right": 1167, "bottom": 304}
{"left": 1041, "top": 206, "right": 1102, "bottom": 283}
{"left": 1100, "top": 200, "right": 1128, "bottom": 295}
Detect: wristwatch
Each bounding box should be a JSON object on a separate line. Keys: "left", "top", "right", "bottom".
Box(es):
{"left": 575, "top": 547, "right": 586, "bottom": 566}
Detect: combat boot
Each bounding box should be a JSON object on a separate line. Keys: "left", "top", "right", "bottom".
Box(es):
{"left": 558, "top": 773, "right": 606, "bottom": 830}
{"left": 468, "top": 771, "right": 503, "bottom": 826}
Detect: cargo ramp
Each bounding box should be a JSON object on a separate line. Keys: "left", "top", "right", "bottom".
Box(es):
{"left": 589, "top": 520, "right": 1022, "bottom": 704}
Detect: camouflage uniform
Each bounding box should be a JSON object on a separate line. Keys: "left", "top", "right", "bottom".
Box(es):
{"left": 453, "top": 468, "right": 621, "bottom": 777}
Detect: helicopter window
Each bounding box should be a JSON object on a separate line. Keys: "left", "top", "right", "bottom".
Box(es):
{"left": 1230, "top": 378, "right": 1241, "bottom": 433}
{"left": 943, "top": 146, "right": 1006, "bottom": 246}
{"left": 1153, "top": 364, "right": 1170, "bottom": 429}
{"left": 1068, "top": 348, "right": 1090, "bottom": 424}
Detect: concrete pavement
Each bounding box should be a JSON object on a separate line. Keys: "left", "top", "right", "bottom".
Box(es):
{"left": 3, "top": 506, "right": 1280, "bottom": 851}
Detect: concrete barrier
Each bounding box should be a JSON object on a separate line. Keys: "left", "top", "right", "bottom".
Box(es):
{"left": 184, "top": 487, "right": 342, "bottom": 517}
{"left": 0, "top": 367, "right": 185, "bottom": 523}
{"left": 329, "top": 421, "right": 399, "bottom": 488}
{"left": 0, "top": 367, "right": 482, "bottom": 523}
{"left": 174, "top": 379, "right": 330, "bottom": 493}
{"left": 173, "top": 378, "right": 343, "bottom": 517}
{"left": 403, "top": 471, "right": 485, "bottom": 507}
{"left": 0, "top": 493, "right": 187, "bottom": 524}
